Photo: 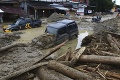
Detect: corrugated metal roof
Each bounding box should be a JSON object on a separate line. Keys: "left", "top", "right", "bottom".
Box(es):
{"left": 0, "top": 1, "right": 18, "bottom": 3}
{"left": 29, "top": 5, "right": 55, "bottom": 9}
{"left": 0, "top": 6, "right": 26, "bottom": 16}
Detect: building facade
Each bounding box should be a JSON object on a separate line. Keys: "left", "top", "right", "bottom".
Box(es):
{"left": 70, "top": 0, "right": 89, "bottom": 16}
{"left": 0, "top": 0, "right": 26, "bottom": 22}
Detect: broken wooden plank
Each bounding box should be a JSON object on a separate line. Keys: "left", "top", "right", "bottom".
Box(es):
{"left": 70, "top": 47, "right": 86, "bottom": 66}
{"left": 47, "top": 60, "right": 93, "bottom": 80}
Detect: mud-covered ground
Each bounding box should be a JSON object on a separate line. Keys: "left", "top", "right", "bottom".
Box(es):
{"left": 0, "top": 12, "right": 120, "bottom": 79}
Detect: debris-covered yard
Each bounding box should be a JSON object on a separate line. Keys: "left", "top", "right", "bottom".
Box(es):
{"left": 0, "top": 13, "right": 120, "bottom": 80}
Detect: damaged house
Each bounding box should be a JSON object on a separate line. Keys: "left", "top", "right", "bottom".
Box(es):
{"left": 0, "top": 0, "right": 26, "bottom": 22}
{"left": 20, "top": 0, "right": 71, "bottom": 19}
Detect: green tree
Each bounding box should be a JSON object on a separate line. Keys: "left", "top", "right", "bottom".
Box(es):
{"left": 89, "top": 0, "right": 114, "bottom": 12}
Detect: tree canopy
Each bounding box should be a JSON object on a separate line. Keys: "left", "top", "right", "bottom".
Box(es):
{"left": 89, "top": 0, "right": 114, "bottom": 12}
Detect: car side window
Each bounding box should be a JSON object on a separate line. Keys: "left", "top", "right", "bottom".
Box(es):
{"left": 26, "top": 19, "right": 32, "bottom": 23}
{"left": 58, "top": 27, "right": 67, "bottom": 35}
{"left": 73, "top": 23, "right": 78, "bottom": 29}
{"left": 68, "top": 24, "right": 73, "bottom": 30}
{"left": 68, "top": 23, "right": 77, "bottom": 30}
{"left": 19, "top": 20, "right": 26, "bottom": 25}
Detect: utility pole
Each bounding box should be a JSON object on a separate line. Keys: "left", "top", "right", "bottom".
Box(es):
{"left": 24, "top": 0, "right": 27, "bottom": 14}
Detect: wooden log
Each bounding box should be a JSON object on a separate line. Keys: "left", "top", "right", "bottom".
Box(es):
{"left": 79, "top": 55, "right": 120, "bottom": 65}
{"left": 47, "top": 60, "right": 93, "bottom": 80}
{"left": 0, "top": 62, "right": 48, "bottom": 80}
{"left": 36, "top": 66, "right": 73, "bottom": 80}
{"left": 34, "top": 40, "right": 67, "bottom": 64}
{"left": 0, "top": 43, "right": 27, "bottom": 52}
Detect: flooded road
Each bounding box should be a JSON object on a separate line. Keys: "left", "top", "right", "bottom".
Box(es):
{"left": 13, "top": 22, "right": 94, "bottom": 58}
{"left": 14, "top": 24, "right": 47, "bottom": 44}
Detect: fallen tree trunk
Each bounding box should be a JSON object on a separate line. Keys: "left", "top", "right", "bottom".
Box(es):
{"left": 47, "top": 60, "right": 93, "bottom": 80}
{"left": 0, "top": 43, "right": 27, "bottom": 52}
{"left": 36, "top": 66, "right": 73, "bottom": 80}
{"left": 79, "top": 55, "right": 120, "bottom": 65}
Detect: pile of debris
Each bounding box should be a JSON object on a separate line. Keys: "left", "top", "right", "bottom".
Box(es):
{"left": 0, "top": 32, "right": 22, "bottom": 48}
{"left": 31, "top": 33, "right": 56, "bottom": 49}
{"left": 93, "top": 17, "right": 120, "bottom": 34}
{"left": 0, "top": 15, "right": 120, "bottom": 80}
{"left": 47, "top": 12, "right": 67, "bottom": 22}
{"left": 0, "top": 31, "right": 120, "bottom": 80}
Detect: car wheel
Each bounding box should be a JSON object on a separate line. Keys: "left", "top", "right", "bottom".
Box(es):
{"left": 71, "top": 34, "right": 78, "bottom": 40}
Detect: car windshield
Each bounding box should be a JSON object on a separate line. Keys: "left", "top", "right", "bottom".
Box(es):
{"left": 46, "top": 26, "right": 58, "bottom": 35}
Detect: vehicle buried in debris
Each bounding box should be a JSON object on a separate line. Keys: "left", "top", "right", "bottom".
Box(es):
{"left": 3, "top": 17, "right": 42, "bottom": 32}
{"left": 32, "top": 19, "right": 79, "bottom": 49}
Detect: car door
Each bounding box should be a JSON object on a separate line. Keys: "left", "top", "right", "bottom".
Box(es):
{"left": 19, "top": 20, "right": 26, "bottom": 30}
{"left": 68, "top": 23, "right": 78, "bottom": 39}
{"left": 56, "top": 26, "right": 69, "bottom": 44}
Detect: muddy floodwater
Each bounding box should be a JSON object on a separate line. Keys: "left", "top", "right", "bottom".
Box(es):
{"left": 13, "top": 22, "right": 94, "bottom": 58}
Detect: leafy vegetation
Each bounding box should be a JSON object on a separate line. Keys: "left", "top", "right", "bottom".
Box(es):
{"left": 89, "top": 0, "right": 114, "bottom": 12}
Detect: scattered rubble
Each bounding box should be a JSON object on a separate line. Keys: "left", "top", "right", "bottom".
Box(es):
{"left": 0, "top": 14, "right": 120, "bottom": 80}
{"left": 47, "top": 12, "right": 67, "bottom": 22}
{"left": 0, "top": 32, "right": 22, "bottom": 48}
{"left": 31, "top": 33, "right": 56, "bottom": 49}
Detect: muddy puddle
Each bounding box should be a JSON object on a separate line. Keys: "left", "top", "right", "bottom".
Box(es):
{"left": 13, "top": 24, "right": 47, "bottom": 44}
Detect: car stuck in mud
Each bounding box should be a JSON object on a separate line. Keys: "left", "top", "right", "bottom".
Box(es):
{"left": 32, "top": 19, "right": 79, "bottom": 49}
{"left": 3, "top": 17, "right": 42, "bottom": 32}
